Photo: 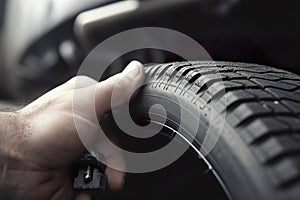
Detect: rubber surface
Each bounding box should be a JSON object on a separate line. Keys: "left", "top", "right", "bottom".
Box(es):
{"left": 132, "top": 61, "right": 300, "bottom": 200}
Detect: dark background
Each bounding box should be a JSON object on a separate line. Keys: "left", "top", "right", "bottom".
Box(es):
{"left": 0, "top": 0, "right": 299, "bottom": 101}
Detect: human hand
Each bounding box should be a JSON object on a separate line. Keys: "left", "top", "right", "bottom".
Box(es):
{"left": 0, "top": 61, "right": 145, "bottom": 200}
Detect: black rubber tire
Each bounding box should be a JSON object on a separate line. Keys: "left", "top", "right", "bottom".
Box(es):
{"left": 132, "top": 61, "right": 300, "bottom": 200}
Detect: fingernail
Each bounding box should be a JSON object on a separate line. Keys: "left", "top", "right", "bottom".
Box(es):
{"left": 122, "top": 60, "right": 143, "bottom": 79}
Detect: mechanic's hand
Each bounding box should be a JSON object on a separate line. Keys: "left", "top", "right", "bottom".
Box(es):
{"left": 0, "top": 61, "right": 145, "bottom": 200}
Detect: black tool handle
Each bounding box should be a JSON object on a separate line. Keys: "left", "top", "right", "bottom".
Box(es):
{"left": 73, "top": 153, "right": 107, "bottom": 195}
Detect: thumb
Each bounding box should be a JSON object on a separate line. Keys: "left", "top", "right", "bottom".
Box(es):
{"left": 70, "top": 61, "right": 144, "bottom": 162}
{"left": 95, "top": 60, "right": 145, "bottom": 119}
{"left": 70, "top": 60, "right": 144, "bottom": 159}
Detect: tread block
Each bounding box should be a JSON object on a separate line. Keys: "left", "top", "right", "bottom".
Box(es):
{"left": 295, "top": 89, "right": 300, "bottom": 95}
{"left": 280, "top": 79, "right": 300, "bottom": 86}
{"left": 275, "top": 117, "right": 300, "bottom": 132}
{"left": 260, "top": 101, "right": 292, "bottom": 114}
{"left": 237, "top": 71, "right": 281, "bottom": 81}
{"left": 239, "top": 117, "right": 290, "bottom": 144}
{"left": 233, "top": 68, "right": 272, "bottom": 73}
{"left": 270, "top": 73, "right": 299, "bottom": 80}
{"left": 245, "top": 89, "right": 276, "bottom": 100}
{"left": 269, "top": 156, "right": 300, "bottom": 187}
{"left": 266, "top": 88, "right": 300, "bottom": 102}
{"left": 214, "top": 90, "right": 256, "bottom": 113}
{"left": 254, "top": 136, "right": 300, "bottom": 164}
{"left": 208, "top": 81, "right": 244, "bottom": 99}
{"left": 281, "top": 100, "right": 300, "bottom": 115}
{"left": 194, "top": 74, "right": 227, "bottom": 94}
{"left": 221, "top": 72, "right": 246, "bottom": 79}
{"left": 251, "top": 78, "right": 298, "bottom": 90}
{"left": 227, "top": 102, "right": 272, "bottom": 127}
{"left": 192, "top": 68, "right": 218, "bottom": 75}
{"left": 231, "top": 79, "right": 258, "bottom": 88}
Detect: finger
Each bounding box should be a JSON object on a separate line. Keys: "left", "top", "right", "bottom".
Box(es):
{"left": 94, "top": 131, "right": 126, "bottom": 191}
{"left": 71, "top": 60, "right": 144, "bottom": 128}
{"left": 92, "top": 121, "right": 126, "bottom": 191}
{"left": 105, "top": 167, "right": 126, "bottom": 192}
{"left": 74, "top": 191, "right": 93, "bottom": 200}
{"left": 95, "top": 60, "right": 145, "bottom": 119}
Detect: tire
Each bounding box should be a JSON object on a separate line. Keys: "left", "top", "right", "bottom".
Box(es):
{"left": 131, "top": 61, "right": 300, "bottom": 200}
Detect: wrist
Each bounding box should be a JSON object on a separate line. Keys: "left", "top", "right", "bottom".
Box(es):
{"left": 0, "top": 111, "right": 23, "bottom": 160}
{"left": 0, "top": 111, "right": 26, "bottom": 184}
